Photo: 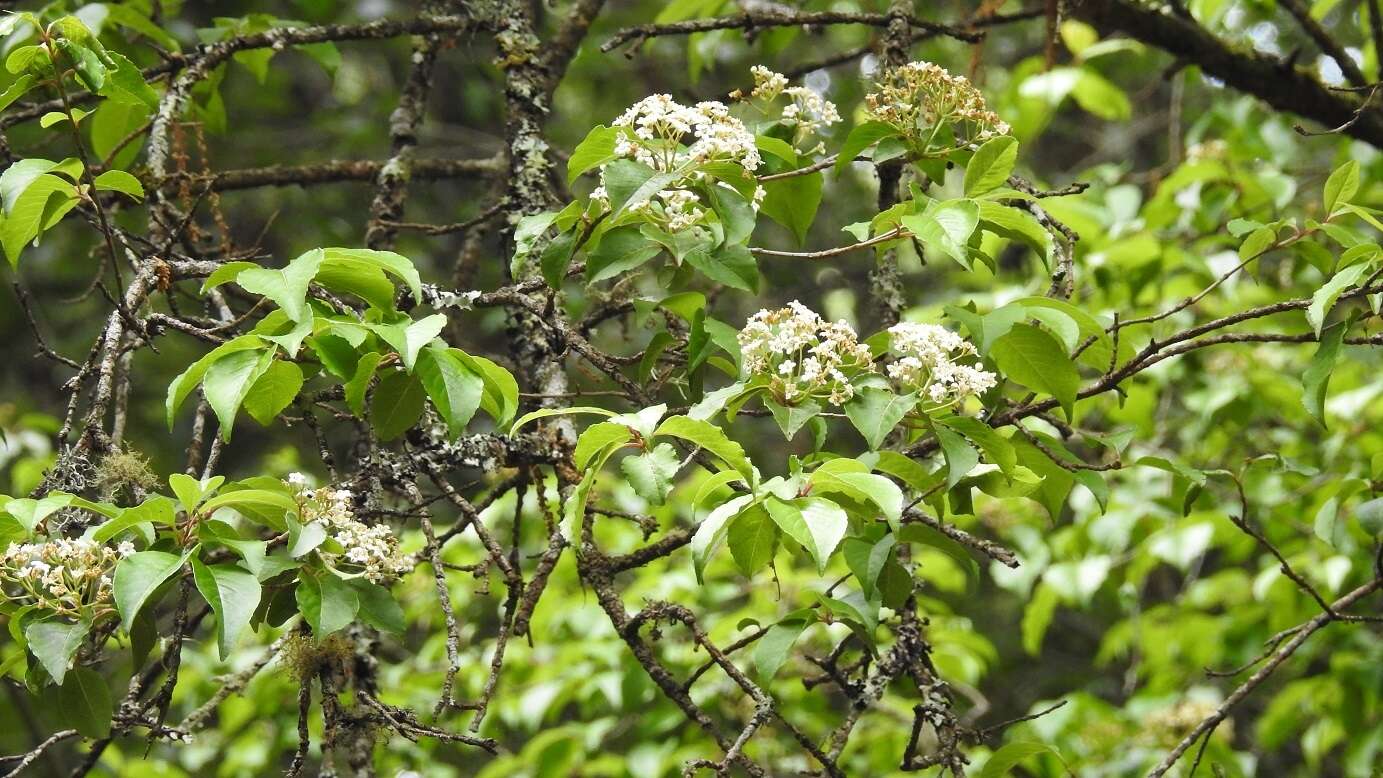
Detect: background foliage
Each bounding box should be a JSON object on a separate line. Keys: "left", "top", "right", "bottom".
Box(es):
{"left": 0, "top": 0, "right": 1381, "bottom": 776}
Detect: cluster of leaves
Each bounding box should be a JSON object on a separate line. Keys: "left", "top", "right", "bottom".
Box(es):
{"left": 0, "top": 472, "right": 407, "bottom": 737}
{"left": 169, "top": 247, "right": 518, "bottom": 441}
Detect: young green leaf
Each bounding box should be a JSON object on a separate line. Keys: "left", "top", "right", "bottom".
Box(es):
{"left": 727, "top": 503, "right": 777, "bottom": 575}
{"left": 654, "top": 415, "right": 754, "bottom": 483}
{"left": 1302, "top": 321, "right": 1346, "bottom": 427}
{"left": 191, "top": 558, "right": 261, "bottom": 659}
{"left": 990, "top": 324, "right": 1080, "bottom": 419}
{"left": 620, "top": 442, "right": 680, "bottom": 505}
{"left": 24, "top": 619, "right": 89, "bottom": 685}
{"left": 964, "top": 136, "right": 1018, "bottom": 196}
{"left": 296, "top": 574, "right": 359, "bottom": 639}
{"left": 57, "top": 667, "right": 113, "bottom": 738}
{"left": 371, "top": 370, "right": 426, "bottom": 441}
{"left": 92, "top": 169, "right": 144, "bottom": 200}
{"left": 243, "top": 360, "right": 304, "bottom": 426}
{"left": 114, "top": 550, "right": 188, "bottom": 631}
{"left": 843, "top": 388, "right": 917, "bottom": 450}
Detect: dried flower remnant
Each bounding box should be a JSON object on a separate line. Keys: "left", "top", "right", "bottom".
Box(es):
{"left": 886, "top": 322, "right": 996, "bottom": 406}
{"left": 738, "top": 301, "right": 875, "bottom": 406}
{"left": 865, "top": 61, "right": 1011, "bottom": 157}
{"left": 292, "top": 483, "right": 411, "bottom": 584}
{"left": 0, "top": 537, "right": 132, "bottom": 620}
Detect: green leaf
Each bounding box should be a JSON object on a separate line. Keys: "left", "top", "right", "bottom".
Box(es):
{"left": 169, "top": 474, "right": 224, "bottom": 513}
{"left": 24, "top": 620, "right": 88, "bottom": 685}
{"left": 92, "top": 169, "right": 144, "bottom": 199}
{"left": 684, "top": 243, "right": 759, "bottom": 292}
{"left": 5, "top": 493, "right": 74, "bottom": 533}
{"left": 760, "top": 171, "right": 822, "bottom": 246}
{"left": 1302, "top": 322, "right": 1346, "bottom": 426}
{"left": 0, "top": 73, "right": 35, "bottom": 112}
{"left": 1324, "top": 160, "right": 1360, "bottom": 215}
{"left": 621, "top": 443, "right": 680, "bottom": 505}
{"left": 200, "top": 489, "right": 297, "bottom": 529}
{"left": 977, "top": 201, "right": 1053, "bottom": 264}
{"left": 654, "top": 416, "right": 754, "bottom": 483}
{"left": 979, "top": 741, "right": 1059, "bottom": 778}
{"left": 416, "top": 346, "right": 483, "bottom": 439}
{"left": 1, "top": 159, "right": 63, "bottom": 214}
{"left": 351, "top": 579, "right": 405, "bottom": 634}
{"left": 344, "top": 351, "right": 383, "bottom": 417}
{"left": 191, "top": 558, "right": 261, "bottom": 659}
{"left": 602, "top": 159, "right": 676, "bottom": 214}
{"left": 990, "top": 324, "right": 1081, "bottom": 419}
{"left": 236, "top": 248, "right": 325, "bottom": 324}
{"left": 843, "top": 534, "right": 896, "bottom": 599}
{"left": 295, "top": 574, "right": 359, "bottom": 639}
{"left": 288, "top": 520, "right": 328, "bottom": 558}
{"left": 91, "top": 496, "right": 177, "bottom": 542}
{"left": 1357, "top": 497, "right": 1383, "bottom": 535}
{"left": 1021, "top": 582, "right": 1060, "bottom": 655}
{"left": 567, "top": 124, "right": 620, "bottom": 184}
{"left": 370, "top": 370, "right": 426, "bottom": 441}
{"left": 753, "top": 617, "right": 812, "bottom": 680}
{"left": 834, "top": 121, "right": 898, "bottom": 174}
{"left": 509, "top": 406, "right": 615, "bottom": 436}
{"left": 766, "top": 497, "right": 847, "bottom": 574}
{"left": 843, "top": 388, "right": 918, "bottom": 450}
{"left": 114, "top": 550, "right": 187, "bottom": 632}
{"left": 691, "top": 494, "right": 754, "bottom": 581}
{"left": 203, "top": 348, "right": 273, "bottom": 441}
{"left": 321, "top": 248, "right": 423, "bottom": 307}
{"left": 728, "top": 503, "right": 777, "bottom": 575}
{"left": 707, "top": 184, "right": 755, "bottom": 245}
{"left": 200, "top": 261, "right": 258, "bottom": 294}
{"left": 587, "top": 226, "right": 662, "bottom": 282}
{"left": 964, "top": 136, "right": 1018, "bottom": 196}
{"left": 574, "top": 422, "right": 633, "bottom": 471}
{"left": 1071, "top": 69, "right": 1130, "bottom": 120}
{"left": 934, "top": 425, "right": 979, "bottom": 489}
{"left": 902, "top": 199, "right": 979, "bottom": 269}
{"left": 540, "top": 230, "right": 578, "bottom": 289}
{"left": 938, "top": 416, "right": 1016, "bottom": 475}
{"left": 832, "top": 472, "right": 905, "bottom": 529}
{"left": 451, "top": 350, "right": 519, "bottom": 426}
{"left": 1307, "top": 262, "right": 1367, "bottom": 336}
{"left": 165, "top": 335, "right": 264, "bottom": 428}
{"left": 57, "top": 667, "right": 112, "bottom": 738}
{"left": 370, "top": 313, "right": 447, "bottom": 372}
{"left": 2, "top": 173, "right": 78, "bottom": 266}
{"left": 97, "top": 51, "right": 160, "bottom": 108}
{"left": 243, "top": 360, "right": 303, "bottom": 426}
{"left": 766, "top": 399, "right": 821, "bottom": 440}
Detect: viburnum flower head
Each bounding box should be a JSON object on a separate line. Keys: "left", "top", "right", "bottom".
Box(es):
{"left": 886, "top": 322, "right": 996, "bottom": 405}
{"left": 865, "top": 61, "right": 1010, "bottom": 155}
{"left": 296, "top": 484, "right": 412, "bottom": 584}
{"left": 745, "top": 66, "right": 841, "bottom": 148}
{"left": 590, "top": 93, "right": 762, "bottom": 233}
{"left": 738, "top": 301, "right": 874, "bottom": 406}
{"left": 0, "top": 537, "right": 128, "bottom": 619}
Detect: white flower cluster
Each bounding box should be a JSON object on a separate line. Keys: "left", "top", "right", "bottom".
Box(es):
{"left": 744, "top": 66, "right": 841, "bottom": 148}
{"left": 611, "top": 93, "right": 762, "bottom": 172}
{"left": 865, "top": 61, "right": 1010, "bottom": 155}
{"left": 738, "top": 301, "right": 874, "bottom": 405}
{"left": 296, "top": 485, "right": 411, "bottom": 584}
{"left": 588, "top": 93, "right": 764, "bottom": 233}
{"left": 886, "top": 322, "right": 997, "bottom": 405}
{"left": 0, "top": 537, "right": 131, "bottom": 618}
